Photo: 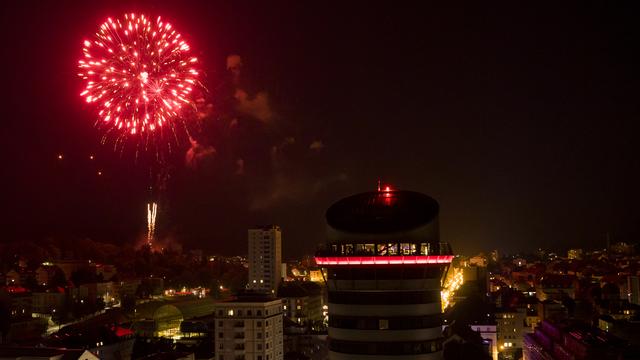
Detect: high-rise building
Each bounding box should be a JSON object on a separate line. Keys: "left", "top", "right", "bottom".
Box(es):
{"left": 214, "top": 294, "right": 284, "bottom": 360}
{"left": 315, "top": 188, "right": 453, "bottom": 359}
{"left": 248, "top": 225, "right": 282, "bottom": 294}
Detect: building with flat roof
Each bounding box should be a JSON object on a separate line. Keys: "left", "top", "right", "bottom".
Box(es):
{"left": 248, "top": 226, "right": 282, "bottom": 295}
{"left": 213, "top": 294, "right": 284, "bottom": 360}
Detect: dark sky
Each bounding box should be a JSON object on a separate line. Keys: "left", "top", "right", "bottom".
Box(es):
{"left": 1, "top": 1, "right": 639, "bottom": 257}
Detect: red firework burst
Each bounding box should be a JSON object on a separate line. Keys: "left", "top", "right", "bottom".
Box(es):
{"left": 78, "top": 13, "right": 199, "bottom": 142}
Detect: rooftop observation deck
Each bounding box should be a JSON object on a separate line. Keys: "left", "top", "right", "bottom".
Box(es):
{"left": 318, "top": 189, "right": 453, "bottom": 266}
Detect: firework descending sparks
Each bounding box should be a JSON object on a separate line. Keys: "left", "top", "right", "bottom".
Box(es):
{"left": 78, "top": 13, "right": 200, "bottom": 148}
{"left": 147, "top": 201, "right": 158, "bottom": 246}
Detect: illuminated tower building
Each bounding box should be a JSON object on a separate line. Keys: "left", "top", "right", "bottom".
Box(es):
{"left": 248, "top": 225, "right": 283, "bottom": 294}
{"left": 315, "top": 187, "right": 453, "bottom": 360}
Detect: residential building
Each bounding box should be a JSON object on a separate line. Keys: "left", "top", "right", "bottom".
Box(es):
{"left": 495, "top": 308, "right": 526, "bottom": 354}
{"left": 213, "top": 294, "right": 284, "bottom": 360}
{"left": 278, "top": 282, "right": 323, "bottom": 327}
{"left": 248, "top": 225, "right": 282, "bottom": 294}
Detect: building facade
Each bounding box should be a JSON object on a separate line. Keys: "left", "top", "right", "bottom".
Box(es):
{"left": 214, "top": 296, "right": 284, "bottom": 360}
{"left": 316, "top": 189, "right": 453, "bottom": 360}
{"left": 495, "top": 308, "right": 526, "bottom": 354}
{"left": 278, "top": 282, "right": 323, "bottom": 327}
{"left": 248, "top": 226, "right": 282, "bottom": 294}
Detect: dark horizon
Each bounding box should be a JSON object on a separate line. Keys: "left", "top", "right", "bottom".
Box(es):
{"left": 1, "top": 1, "right": 639, "bottom": 258}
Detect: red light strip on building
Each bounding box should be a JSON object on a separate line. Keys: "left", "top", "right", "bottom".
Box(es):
{"left": 314, "top": 255, "right": 454, "bottom": 266}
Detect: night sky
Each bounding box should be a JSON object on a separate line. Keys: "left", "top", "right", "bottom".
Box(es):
{"left": 2, "top": 1, "right": 639, "bottom": 257}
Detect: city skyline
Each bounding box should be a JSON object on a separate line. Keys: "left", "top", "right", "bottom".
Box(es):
{"left": 1, "top": 1, "right": 640, "bottom": 258}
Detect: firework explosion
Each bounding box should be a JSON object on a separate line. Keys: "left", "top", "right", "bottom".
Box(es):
{"left": 78, "top": 13, "right": 199, "bottom": 148}
{"left": 147, "top": 201, "right": 158, "bottom": 246}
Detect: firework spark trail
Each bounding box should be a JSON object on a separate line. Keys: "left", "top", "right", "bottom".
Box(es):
{"left": 78, "top": 13, "right": 200, "bottom": 149}
{"left": 147, "top": 201, "right": 158, "bottom": 246}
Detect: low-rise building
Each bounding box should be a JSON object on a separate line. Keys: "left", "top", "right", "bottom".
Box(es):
{"left": 0, "top": 347, "right": 99, "bottom": 360}
{"left": 213, "top": 294, "right": 284, "bottom": 360}
{"left": 278, "top": 282, "right": 323, "bottom": 327}
{"left": 32, "top": 291, "right": 66, "bottom": 315}
{"left": 495, "top": 308, "right": 526, "bottom": 355}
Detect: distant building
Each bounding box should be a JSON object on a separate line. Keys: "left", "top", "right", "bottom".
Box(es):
{"left": 2, "top": 292, "right": 48, "bottom": 344}
{"left": 248, "top": 225, "right": 283, "bottom": 294}
{"left": 5, "top": 270, "right": 21, "bottom": 286}
{"left": 278, "top": 282, "right": 323, "bottom": 326}
{"left": 537, "top": 274, "right": 578, "bottom": 301}
{"left": 308, "top": 269, "right": 325, "bottom": 283}
{"left": 610, "top": 242, "right": 633, "bottom": 256}
{"left": 513, "top": 258, "right": 527, "bottom": 267}
{"left": 469, "top": 255, "right": 488, "bottom": 267}
{"left": 495, "top": 308, "right": 526, "bottom": 354}
{"left": 443, "top": 321, "right": 492, "bottom": 360}
{"left": 32, "top": 292, "right": 65, "bottom": 315}
{"left": 537, "top": 300, "right": 568, "bottom": 323}
{"left": 469, "top": 324, "right": 498, "bottom": 360}
{"left": 567, "top": 248, "right": 583, "bottom": 260}
{"left": 0, "top": 347, "right": 99, "bottom": 360}
{"left": 490, "top": 250, "right": 499, "bottom": 262}
{"left": 524, "top": 320, "right": 630, "bottom": 359}
{"left": 95, "top": 264, "right": 117, "bottom": 281}
{"left": 35, "top": 265, "right": 60, "bottom": 287}
{"left": 213, "top": 294, "right": 284, "bottom": 360}
{"left": 133, "top": 298, "right": 216, "bottom": 337}
{"left": 53, "top": 260, "right": 94, "bottom": 282}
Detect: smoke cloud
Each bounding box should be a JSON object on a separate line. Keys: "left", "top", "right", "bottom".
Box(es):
{"left": 185, "top": 137, "right": 216, "bottom": 170}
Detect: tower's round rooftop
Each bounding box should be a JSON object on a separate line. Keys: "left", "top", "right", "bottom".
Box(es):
{"left": 326, "top": 190, "right": 439, "bottom": 234}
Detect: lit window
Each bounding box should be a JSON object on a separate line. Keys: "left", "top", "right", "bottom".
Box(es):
{"left": 228, "top": 309, "right": 234, "bottom": 316}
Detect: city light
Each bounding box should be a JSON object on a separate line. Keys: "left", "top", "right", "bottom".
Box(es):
{"left": 314, "top": 255, "right": 453, "bottom": 266}
{"left": 441, "top": 267, "right": 464, "bottom": 310}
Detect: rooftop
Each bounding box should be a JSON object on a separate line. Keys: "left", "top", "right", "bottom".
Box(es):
{"left": 326, "top": 190, "right": 439, "bottom": 234}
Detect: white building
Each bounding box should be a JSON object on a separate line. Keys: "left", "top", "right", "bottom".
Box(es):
{"left": 248, "top": 226, "right": 282, "bottom": 294}
{"left": 214, "top": 295, "right": 284, "bottom": 360}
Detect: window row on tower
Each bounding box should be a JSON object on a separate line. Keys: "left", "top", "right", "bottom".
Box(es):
{"left": 324, "top": 242, "right": 451, "bottom": 256}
